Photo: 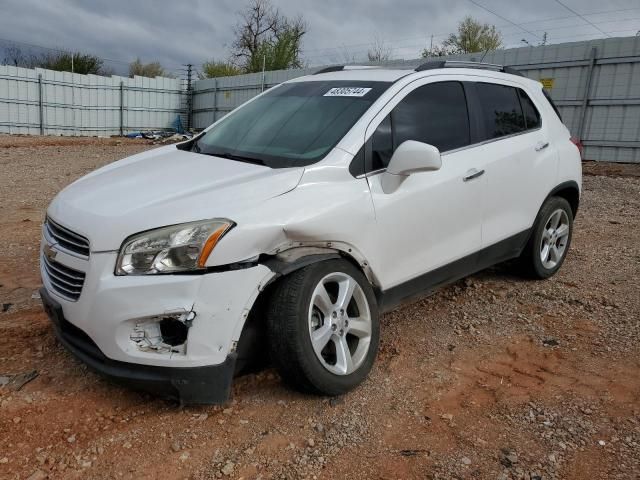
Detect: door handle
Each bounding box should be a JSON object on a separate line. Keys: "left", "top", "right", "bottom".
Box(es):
{"left": 535, "top": 141, "right": 550, "bottom": 151}
{"left": 463, "top": 168, "right": 485, "bottom": 182}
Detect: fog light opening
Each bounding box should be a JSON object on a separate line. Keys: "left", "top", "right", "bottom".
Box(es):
{"left": 129, "top": 311, "right": 195, "bottom": 355}
{"left": 159, "top": 317, "right": 189, "bottom": 346}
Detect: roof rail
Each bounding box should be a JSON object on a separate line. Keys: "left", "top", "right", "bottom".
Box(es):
{"left": 414, "top": 60, "right": 524, "bottom": 77}
{"left": 314, "top": 65, "right": 345, "bottom": 74}
{"left": 313, "top": 65, "right": 381, "bottom": 75}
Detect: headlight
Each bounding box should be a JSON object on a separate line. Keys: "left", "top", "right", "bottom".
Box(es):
{"left": 115, "top": 219, "right": 234, "bottom": 275}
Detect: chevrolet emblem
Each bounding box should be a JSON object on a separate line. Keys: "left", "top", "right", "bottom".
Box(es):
{"left": 43, "top": 243, "right": 57, "bottom": 262}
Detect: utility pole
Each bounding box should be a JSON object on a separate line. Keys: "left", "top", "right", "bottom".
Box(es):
{"left": 186, "top": 63, "right": 193, "bottom": 131}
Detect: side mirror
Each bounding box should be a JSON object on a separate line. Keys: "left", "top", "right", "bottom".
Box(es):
{"left": 387, "top": 140, "right": 442, "bottom": 176}
{"left": 382, "top": 140, "right": 442, "bottom": 193}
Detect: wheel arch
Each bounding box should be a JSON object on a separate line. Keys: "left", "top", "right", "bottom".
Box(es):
{"left": 233, "top": 246, "right": 376, "bottom": 376}
{"left": 547, "top": 180, "right": 580, "bottom": 218}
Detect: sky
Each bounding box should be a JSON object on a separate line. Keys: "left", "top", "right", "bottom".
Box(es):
{"left": 1, "top": 0, "right": 640, "bottom": 76}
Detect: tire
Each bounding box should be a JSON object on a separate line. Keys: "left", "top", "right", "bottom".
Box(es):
{"left": 266, "top": 259, "right": 379, "bottom": 396}
{"left": 519, "top": 196, "right": 574, "bottom": 279}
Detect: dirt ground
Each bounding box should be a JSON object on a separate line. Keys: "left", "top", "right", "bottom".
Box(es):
{"left": 0, "top": 134, "right": 639, "bottom": 480}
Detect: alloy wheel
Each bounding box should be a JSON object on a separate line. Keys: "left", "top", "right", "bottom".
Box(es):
{"left": 308, "top": 272, "right": 372, "bottom": 376}
{"left": 540, "top": 208, "right": 570, "bottom": 269}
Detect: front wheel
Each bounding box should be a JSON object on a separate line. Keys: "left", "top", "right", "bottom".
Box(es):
{"left": 520, "top": 196, "right": 574, "bottom": 279}
{"left": 267, "top": 259, "right": 379, "bottom": 396}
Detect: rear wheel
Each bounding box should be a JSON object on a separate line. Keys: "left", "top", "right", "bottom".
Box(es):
{"left": 267, "top": 259, "right": 379, "bottom": 396}
{"left": 520, "top": 196, "right": 573, "bottom": 279}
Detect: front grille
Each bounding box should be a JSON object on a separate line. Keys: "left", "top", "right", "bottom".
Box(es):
{"left": 44, "top": 217, "right": 90, "bottom": 257}
{"left": 42, "top": 254, "right": 86, "bottom": 301}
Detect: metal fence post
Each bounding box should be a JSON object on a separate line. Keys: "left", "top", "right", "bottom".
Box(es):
{"left": 212, "top": 78, "right": 218, "bottom": 123}
{"left": 119, "top": 81, "right": 124, "bottom": 136}
{"left": 577, "top": 47, "right": 597, "bottom": 142}
{"left": 38, "top": 74, "right": 44, "bottom": 135}
{"left": 186, "top": 64, "right": 193, "bottom": 130}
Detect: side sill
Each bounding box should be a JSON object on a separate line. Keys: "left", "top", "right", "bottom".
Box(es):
{"left": 377, "top": 229, "right": 530, "bottom": 312}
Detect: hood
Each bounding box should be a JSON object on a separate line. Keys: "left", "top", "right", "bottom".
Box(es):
{"left": 47, "top": 145, "right": 304, "bottom": 251}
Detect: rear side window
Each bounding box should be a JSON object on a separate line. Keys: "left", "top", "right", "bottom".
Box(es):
{"left": 476, "top": 83, "right": 525, "bottom": 139}
{"left": 369, "top": 81, "right": 470, "bottom": 171}
{"left": 518, "top": 89, "right": 541, "bottom": 130}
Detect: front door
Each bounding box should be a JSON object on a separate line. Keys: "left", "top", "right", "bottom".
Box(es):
{"left": 364, "top": 79, "right": 484, "bottom": 295}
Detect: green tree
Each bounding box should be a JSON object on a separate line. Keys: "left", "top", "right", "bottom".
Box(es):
{"left": 200, "top": 60, "right": 242, "bottom": 79}
{"left": 245, "top": 27, "right": 305, "bottom": 72}
{"left": 232, "top": 0, "right": 306, "bottom": 73}
{"left": 129, "top": 58, "right": 167, "bottom": 78}
{"left": 442, "top": 16, "right": 502, "bottom": 54}
{"left": 39, "top": 51, "right": 107, "bottom": 75}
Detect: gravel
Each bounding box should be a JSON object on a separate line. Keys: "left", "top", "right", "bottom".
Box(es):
{"left": 0, "top": 135, "right": 638, "bottom": 479}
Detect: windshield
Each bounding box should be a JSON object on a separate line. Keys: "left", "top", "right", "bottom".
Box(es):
{"left": 195, "top": 80, "right": 391, "bottom": 168}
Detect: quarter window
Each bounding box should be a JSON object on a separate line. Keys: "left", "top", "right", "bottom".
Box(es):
{"left": 476, "top": 83, "right": 526, "bottom": 139}
{"left": 369, "top": 81, "right": 470, "bottom": 171}
{"left": 518, "top": 89, "right": 541, "bottom": 130}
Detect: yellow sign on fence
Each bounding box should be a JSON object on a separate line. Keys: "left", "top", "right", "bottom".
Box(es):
{"left": 540, "top": 78, "right": 555, "bottom": 89}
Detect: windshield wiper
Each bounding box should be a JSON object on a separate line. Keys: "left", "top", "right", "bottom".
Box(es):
{"left": 204, "top": 151, "right": 266, "bottom": 166}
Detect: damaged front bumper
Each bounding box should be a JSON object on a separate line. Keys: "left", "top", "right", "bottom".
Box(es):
{"left": 39, "top": 245, "right": 275, "bottom": 404}
{"left": 41, "top": 286, "right": 237, "bottom": 404}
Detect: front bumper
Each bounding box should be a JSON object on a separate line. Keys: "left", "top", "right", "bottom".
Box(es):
{"left": 41, "top": 287, "right": 236, "bottom": 404}
{"left": 40, "top": 244, "right": 273, "bottom": 368}
{"left": 40, "top": 228, "right": 275, "bottom": 403}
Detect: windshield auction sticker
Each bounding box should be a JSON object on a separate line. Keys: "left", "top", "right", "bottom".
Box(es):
{"left": 324, "top": 87, "right": 372, "bottom": 97}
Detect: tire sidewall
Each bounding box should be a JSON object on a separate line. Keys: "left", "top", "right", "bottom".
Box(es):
{"left": 530, "top": 197, "right": 574, "bottom": 279}
{"left": 293, "top": 260, "right": 380, "bottom": 395}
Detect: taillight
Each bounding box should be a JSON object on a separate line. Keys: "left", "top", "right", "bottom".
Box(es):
{"left": 570, "top": 137, "right": 583, "bottom": 159}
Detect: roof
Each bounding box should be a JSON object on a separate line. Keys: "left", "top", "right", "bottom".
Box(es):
{"left": 289, "top": 68, "right": 413, "bottom": 83}
{"left": 289, "top": 62, "right": 532, "bottom": 84}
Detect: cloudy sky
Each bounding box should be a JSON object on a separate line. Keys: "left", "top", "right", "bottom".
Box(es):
{"left": 2, "top": 0, "right": 639, "bottom": 76}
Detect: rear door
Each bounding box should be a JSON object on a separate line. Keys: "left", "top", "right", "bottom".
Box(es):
{"left": 467, "top": 81, "right": 558, "bottom": 248}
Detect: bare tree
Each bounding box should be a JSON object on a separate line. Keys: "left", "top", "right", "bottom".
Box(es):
{"left": 367, "top": 35, "right": 393, "bottom": 63}
{"left": 337, "top": 44, "right": 361, "bottom": 64}
{"left": 3, "top": 45, "right": 28, "bottom": 66}
{"left": 232, "top": 0, "right": 306, "bottom": 72}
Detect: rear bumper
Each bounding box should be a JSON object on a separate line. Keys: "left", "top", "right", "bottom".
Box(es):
{"left": 41, "top": 287, "right": 236, "bottom": 405}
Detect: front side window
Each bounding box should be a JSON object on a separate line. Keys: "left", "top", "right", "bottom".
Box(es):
{"left": 369, "top": 81, "right": 470, "bottom": 171}
{"left": 371, "top": 115, "right": 393, "bottom": 171}
{"left": 195, "top": 81, "right": 390, "bottom": 168}
{"left": 476, "top": 83, "right": 526, "bottom": 139}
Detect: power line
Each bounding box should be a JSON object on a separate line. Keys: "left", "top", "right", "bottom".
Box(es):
{"left": 301, "top": 9, "right": 640, "bottom": 62}
{"left": 465, "top": 0, "right": 542, "bottom": 40}
{"left": 301, "top": 5, "right": 640, "bottom": 57}
{"left": 553, "top": 0, "right": 611, "bottom": 38}
{"left": 514, "top": 6, "right": 640, "bottom": 27}
{"left": 302, "top": 25, "right": 640, "bottom": 65}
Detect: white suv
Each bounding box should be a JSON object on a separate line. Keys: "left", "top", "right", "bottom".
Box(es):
{"left": 40, "top": 61, "right": 581, "bottom": 404}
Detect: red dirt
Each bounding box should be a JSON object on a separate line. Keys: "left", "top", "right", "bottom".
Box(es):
{"left": 1, "top": 135, "right": 639, "bottom": 479}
